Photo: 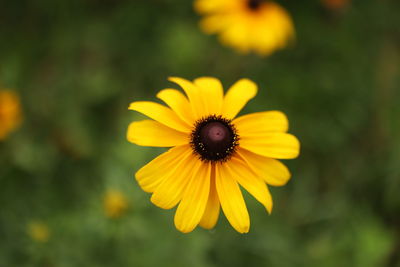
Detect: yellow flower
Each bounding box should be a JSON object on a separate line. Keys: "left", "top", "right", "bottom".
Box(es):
{"left": 27, "top": 221, "right": 50, "bottom": 243}
{"left": 127, "top": 77, "right": 300, "bottom": 233}
{"left": 104, "top": 190, "right": 129, "bottom": 218}
{"left": 194, "top": 0, "right": 295, "bottom": 56}
{"left": 0, "top": 90, "right": 22, "bottom": 140}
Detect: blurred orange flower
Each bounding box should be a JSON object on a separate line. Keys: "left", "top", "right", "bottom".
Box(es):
{"left": 322, "top": 0, "right": 349, "bottom": 11}
{"left": 0, "top": 90, "right": 22, "bottom": 140}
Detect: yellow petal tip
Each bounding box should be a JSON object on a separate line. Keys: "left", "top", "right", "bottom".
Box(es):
{"left": 291, "top": 136, "right": 301, "bottom": 159}
{"left": 167, "top": 76, "right": 180, "bottom": 83}
{"left": 239, "top": 79, "right": 258, "bottom": 97}
{"left": 150, "top": 195, "right": 171, "bottom": 210}
{"left": 266, "top": 205, "right": 273, "bottom": 215}
{"left": 237, "top": 227, "right": 250, "bottom": 234}
{"left": 128, "top": 101, "right": 140, "bottom": 111}
{"left": 175, "top": 224, "right": 195, "bottom": 234}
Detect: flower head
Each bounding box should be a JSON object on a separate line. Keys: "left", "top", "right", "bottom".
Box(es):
{"left": 103, "top": 190, "right": 129, "bottom": 219}
{"left": 194, "top": 0, "right": 295, "bottom": 56}
{"left": 127, "top": 77, "right": 300, "bottom": 233}
{"left": 27, "top": 221, "right": 50, "bottom": 243}
{"left": 0, "top": 90, "right": 22, "bottom": 140}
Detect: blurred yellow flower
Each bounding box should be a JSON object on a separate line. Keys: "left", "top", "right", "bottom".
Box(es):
{"left": 104, "top": 190, "right": 129, "bottom": 218}
{"left": 127, "top": 77, "right": 300, "bottom": 233}
{"left": 194, "top": 0, "right": 295, "bottom": 56}
{"left": 0, "top": 90, "right": 22, "bottom": 140}
{"left": 27, "top": 221, "right": 50, "bottom": 243}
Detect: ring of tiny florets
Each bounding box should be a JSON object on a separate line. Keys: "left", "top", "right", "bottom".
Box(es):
{"left": 190, "top": 115, "right": 239, "bottom": 162}
{"left": 247, "top": 0, "right": 263, "bottom": 11}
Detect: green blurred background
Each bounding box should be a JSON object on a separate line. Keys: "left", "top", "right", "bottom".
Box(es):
{"left": 1, "top": 0, "right": 400, "bottom": 266}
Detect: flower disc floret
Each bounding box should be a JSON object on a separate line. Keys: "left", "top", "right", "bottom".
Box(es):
{"left": 191, "top": 115, "right": 239, "bottom": 162}
{"left": 247, "top": 0, "right": 263, "bottom": 10}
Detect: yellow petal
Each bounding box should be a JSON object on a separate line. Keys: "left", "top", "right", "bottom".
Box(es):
{"left": 194, "top": 0, "right": 236, "bottom": 13}
{"left": 156, "top": 89, "right": 195, "bottom": 125}
{"left": 261, "top": 3, "right": 294, "bottom": 44}
{"left": 135, "top": 145, "right": 191, "bottom": 193}
{"left": 199, "top": 14, "right": 231, "bottom": 34}
{"left": 239, "top": 133, "right": 300, "bottom": 159}
{"left": 233, "top": 111, "right": 289, "bottom": 136}
{"left": 237, "top": 148, "right": 291, "bottom": 186}
{"left": 219, "top": 20, "right": 251, "bottom": 53}
{"left": 168, "top": 77, "right": 204, "bottom": 119}
{"left": 150, "top": 153, "right": 200, "bottom": 209}
{"left": 216, "top": 163, "right": 250, "bottom": 233}
{"left": 226, "top": 156, "right": 273, "bottom": 213}
{"left": 222, "top": 79, "right": 257, "bottom": 119}
{"left": 199, "top": 163, "right": 220, "bottom": 229}
{"left": 127, "top": 120, "right": 189, "bottom": 147}
{"left": 250, "top": 3, "right": 294, "bottom": 56}
{"left": 174, "top": 162, "right": 211, "bottom": 233}
{"left": 199, "top": 164, "right": 220, "bottom": 229}
{"left": 129, "top": 101, "right": 191, "bottom": 133}
{"left": 193, "top": 77, "right": 224, "bottom": 116}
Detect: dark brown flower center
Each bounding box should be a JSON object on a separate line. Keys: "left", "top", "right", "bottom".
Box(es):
{"left": 191, "top": 115, "right": 239, "bottom": 162}
{"left": 247, "top": 0, "right": 263, "bottom": 10}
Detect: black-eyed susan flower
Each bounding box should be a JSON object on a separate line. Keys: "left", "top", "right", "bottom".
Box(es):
{"left": 27, "top": 221, "right": 50, "bottom": 243}
{"left": 194, "top": 0, "right": 295, "bottom": 56}
{"left": 127, "top": 77, "right": 300, "bottom": 233}
{"left": 103, "top": 190, "right": 129, "bottom": 219}
{"left": 0, "top": 90, "right": 22, "bottom": 140}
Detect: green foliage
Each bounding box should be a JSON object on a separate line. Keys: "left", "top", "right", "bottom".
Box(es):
{"left": 1, "top": 0, "right": 399, "bottom": 266}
